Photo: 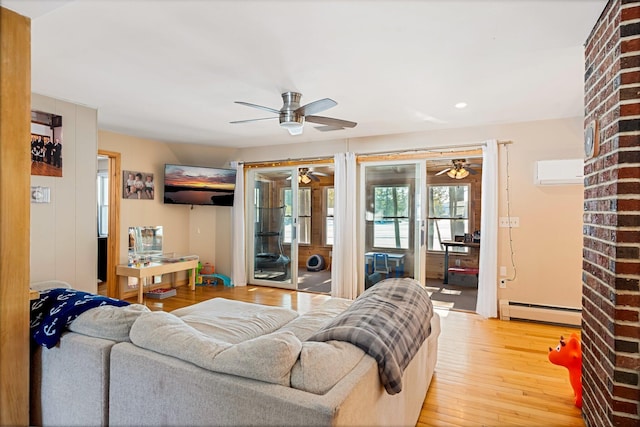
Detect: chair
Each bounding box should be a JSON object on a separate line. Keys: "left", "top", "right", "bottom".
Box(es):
{"left": 373, "top": 253, "right": 390, "bottom": 278}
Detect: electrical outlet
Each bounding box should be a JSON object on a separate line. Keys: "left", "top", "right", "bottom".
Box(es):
{"left": 499, "top": 217, "right": 520, "bottom": 227}
{"left": 499, "top": 279, "right": 507, "bottom": 288}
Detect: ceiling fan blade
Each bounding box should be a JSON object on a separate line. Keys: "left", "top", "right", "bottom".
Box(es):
{"left": 466, "top": 167, "right": 478, "bottom": 175}
{"left": 307, "top": 173, "right": 320, "bottom": 182}
{"left": 229, "top": 117, "right": 278, "bottom": 124}
{"left": 234, "top": 101, "right": 280, "bottom": 115}
{"left": 305, "top": 115, "right": 357, "bottom": 128}
{"left": 295, "top": 98, "right": 337, "bottom": 116}
{"left": 434, "top": 168, "right": 451, "bottom": 176}
{"left": 314, "top": 126, "right": 341, "bottom": 132}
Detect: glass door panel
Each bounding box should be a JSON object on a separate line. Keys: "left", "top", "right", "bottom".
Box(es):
{"left": 361, "top": 162, "right": 425, "bottom": 287}
{"left": 248, "top": 168, "right": 297, "bottom": 289}
{"left": 294, "top": 164, "right": 334, "bottom": 294}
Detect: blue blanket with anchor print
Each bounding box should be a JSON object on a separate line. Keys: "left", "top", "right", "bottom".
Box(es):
{"left": 30, "top": 288, "right": 129, "bottom": 348}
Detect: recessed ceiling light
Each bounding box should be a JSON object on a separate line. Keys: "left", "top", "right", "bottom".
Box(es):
{"left": 455, "top": 102, "right": 467, "bottom": 109}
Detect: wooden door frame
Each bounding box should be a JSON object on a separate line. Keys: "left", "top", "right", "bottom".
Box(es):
{"left": 0, "top": 7, "right": 30, "bottom": 424}
{"left": 98, "top": 149, "right": 121, "bottom": 298}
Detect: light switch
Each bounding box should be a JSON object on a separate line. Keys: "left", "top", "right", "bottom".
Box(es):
{"left": 31, "top": 186, "right": 50, "bottom": 203}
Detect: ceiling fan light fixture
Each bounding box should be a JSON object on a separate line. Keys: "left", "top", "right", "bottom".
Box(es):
{"left": 300, "top": 174, "right": 312, "bottom": 184}
{"left": 232, "top": 91, "right": 357, "bottom": 134}
{"left": 283, "top": 123, "right": 304, "bottom": 135}
{"left": 447, "top": 167, "right": 470, "bottom": 179}
{"left": 280, "top": 111, "right": 305, "bottom": 135}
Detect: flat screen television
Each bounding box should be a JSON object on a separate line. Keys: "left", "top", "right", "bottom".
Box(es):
{"left": 164, "top": 164, "right": 236, "bottom": 206}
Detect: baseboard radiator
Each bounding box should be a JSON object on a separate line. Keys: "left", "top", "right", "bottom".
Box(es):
{"left": 499, "top": 299, "right": 582, "bottom": 326}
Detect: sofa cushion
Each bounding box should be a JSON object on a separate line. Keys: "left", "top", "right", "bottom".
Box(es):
{"left": 130, "top": 311, "right": 302, "bottom": 386}
{"left": 290, "top": 340, "right": 365, "bottom": 394}
{"left": 170, "top": 298, "right": 299, "bottom": 344}
{"left": 130, "top": 311, "right": 232, "bottom": 369}
{"left": 69, "top": 304, "right": 150, "bottom": 342}
{"left": 275, "top": 297, "right": 353, "bottom": 341}
{"left": 212, "top": 331, "right": 302, "bottom": 386}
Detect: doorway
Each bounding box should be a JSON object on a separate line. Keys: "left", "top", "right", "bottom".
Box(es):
{"left": 96, "top": 150, "right": 121, "bottom": 298}
{"left": 248, "top": 167, "right": 297, "bottom": 290}
{"left": 424, "top": 157, "right": 482, "bottom": 312}
{"left": 359, "top": 155, "right": 482, "bottom": 312}
{"left": 246, "top": 164, "right": 334, "bottom": 294}
{"left": 361, "top": 162, "right": 426, "bottom": 287}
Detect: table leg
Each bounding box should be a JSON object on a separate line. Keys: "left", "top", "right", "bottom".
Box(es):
{"left": 138, "top": 277, "right": 145, "bottom": 304}
{"left": 190, "top": 267, "right": 196, "bottom": 291}
{"left": 443, "top": 246, "right": 450, "bottom": 284}
{"left": 397, "top": 260, "right": 404, "bottom": 278}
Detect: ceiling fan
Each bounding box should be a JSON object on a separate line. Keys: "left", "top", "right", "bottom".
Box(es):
{"left": 286, "top": 167, "right": 330, "bottom": 184}
{"left": 435, "top": 159, "right": 480, "bottom": 180}
{"left": 230, "top": 91, "right": 357, "bottom": 135}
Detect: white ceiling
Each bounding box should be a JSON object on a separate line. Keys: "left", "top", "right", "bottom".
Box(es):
{"left": 2, "top": 0, "right": 605, "bottom": 148}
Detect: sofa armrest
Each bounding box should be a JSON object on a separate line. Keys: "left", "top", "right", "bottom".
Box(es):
{"left": 31, "top": 332, "right": 115, "bottom": 427}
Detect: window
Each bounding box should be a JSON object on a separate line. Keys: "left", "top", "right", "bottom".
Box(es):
{"left": 97, "top": 171, "right": 109, "bottom": 236}
{"left": 325, "top": 187, "right": 334, "bottom": 246}
{"left": 283, "top": 187, "right": 311, "bottom": 244}
{"left": 373, "top": 185, "right": 409, "bottom": 249}
{"left": 427, "top": 184, "right": 470, "bottom": 252}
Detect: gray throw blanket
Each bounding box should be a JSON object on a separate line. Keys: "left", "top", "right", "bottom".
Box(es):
{"left": 308, "top": 278, "right": 433, "bottom": 395}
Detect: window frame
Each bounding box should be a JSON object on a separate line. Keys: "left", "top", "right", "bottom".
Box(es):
{"left": 371, "top": 184, "right": 411, "bottom": 250}
{"left": 97, "top": 171, "right": 109, "bottom": 237}
{"left": 324, "top": 186, "right": 334, "bottom": 246}
{"left": 427, "top": 183, "right": 471, "bottom": 253}
{"left": 283, "top": 187, "right": 312, "bottom": 245}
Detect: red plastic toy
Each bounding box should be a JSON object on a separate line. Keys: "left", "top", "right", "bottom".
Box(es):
{"left": 548, "top": 333, "right": 582, "bottom": 409}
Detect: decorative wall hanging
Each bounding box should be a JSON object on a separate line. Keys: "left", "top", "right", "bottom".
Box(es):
{"left": 123, "top": 170, "right": 154, "bottom": 200}
{"left": 30, "top": 111, "right": 63, "bottom": 177}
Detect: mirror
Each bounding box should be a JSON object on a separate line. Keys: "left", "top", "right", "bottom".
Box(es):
{"left": 128, "top": 226, "right": 163, "bottom": 256}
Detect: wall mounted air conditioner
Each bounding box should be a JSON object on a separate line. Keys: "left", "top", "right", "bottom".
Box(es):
{"left": 535, "top": 159, "right": 584, "bottom": 185}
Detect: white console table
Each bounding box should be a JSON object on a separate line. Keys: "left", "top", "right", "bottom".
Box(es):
{"left": 116, "top": 257, "right": 199, "bottom": 303}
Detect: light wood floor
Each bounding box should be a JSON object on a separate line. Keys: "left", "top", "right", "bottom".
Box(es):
{"left": 126, "top": 285, "right": 585, "bottom": 427}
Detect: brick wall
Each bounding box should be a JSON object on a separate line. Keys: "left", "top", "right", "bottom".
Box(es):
{"left": 583, "top": 1, "right": 640, "bottom": 426}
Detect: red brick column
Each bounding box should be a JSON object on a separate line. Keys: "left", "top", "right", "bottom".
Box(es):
{"left": 583, "top": 1, "right": 640, "bottom": 426}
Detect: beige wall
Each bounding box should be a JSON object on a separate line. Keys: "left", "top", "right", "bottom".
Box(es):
{"left": 99, "top": 131, "right": 240, "bottom": 284}
{"left": 30, "top": 93, "right": 98, "bottom": 293}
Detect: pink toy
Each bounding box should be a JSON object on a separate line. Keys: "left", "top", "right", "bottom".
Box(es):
{"left": 548, "top": 333, "right": 582, "bottom": 409}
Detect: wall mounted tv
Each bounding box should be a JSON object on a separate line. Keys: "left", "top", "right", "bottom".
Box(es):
{"left": 164, "top": 164, "right": 236, "bottom": 206}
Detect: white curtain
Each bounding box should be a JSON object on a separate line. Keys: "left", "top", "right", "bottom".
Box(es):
{"left": 230, "top": 161, "right": 246, "bottom": 287}
{"left": 477, "top": 140, "right": 498, "bottom": 317}
{"left": 331, "top": 152, "right": 358, "bottom": 299}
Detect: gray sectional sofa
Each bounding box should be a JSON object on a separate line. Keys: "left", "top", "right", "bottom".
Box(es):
{"left": 30, "top": 279, "right": 440, "bottom": 427}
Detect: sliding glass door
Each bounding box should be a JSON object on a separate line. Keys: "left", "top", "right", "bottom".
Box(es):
{"left": 360, "top": 161, "right": 426, "bottom": 286}
{"left": 247, "top": 168, "right": 298, "bottom": 290}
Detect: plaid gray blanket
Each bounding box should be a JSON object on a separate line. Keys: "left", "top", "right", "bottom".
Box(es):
{"left": 308, "top": 278, "right": 433, "bottom": 395}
